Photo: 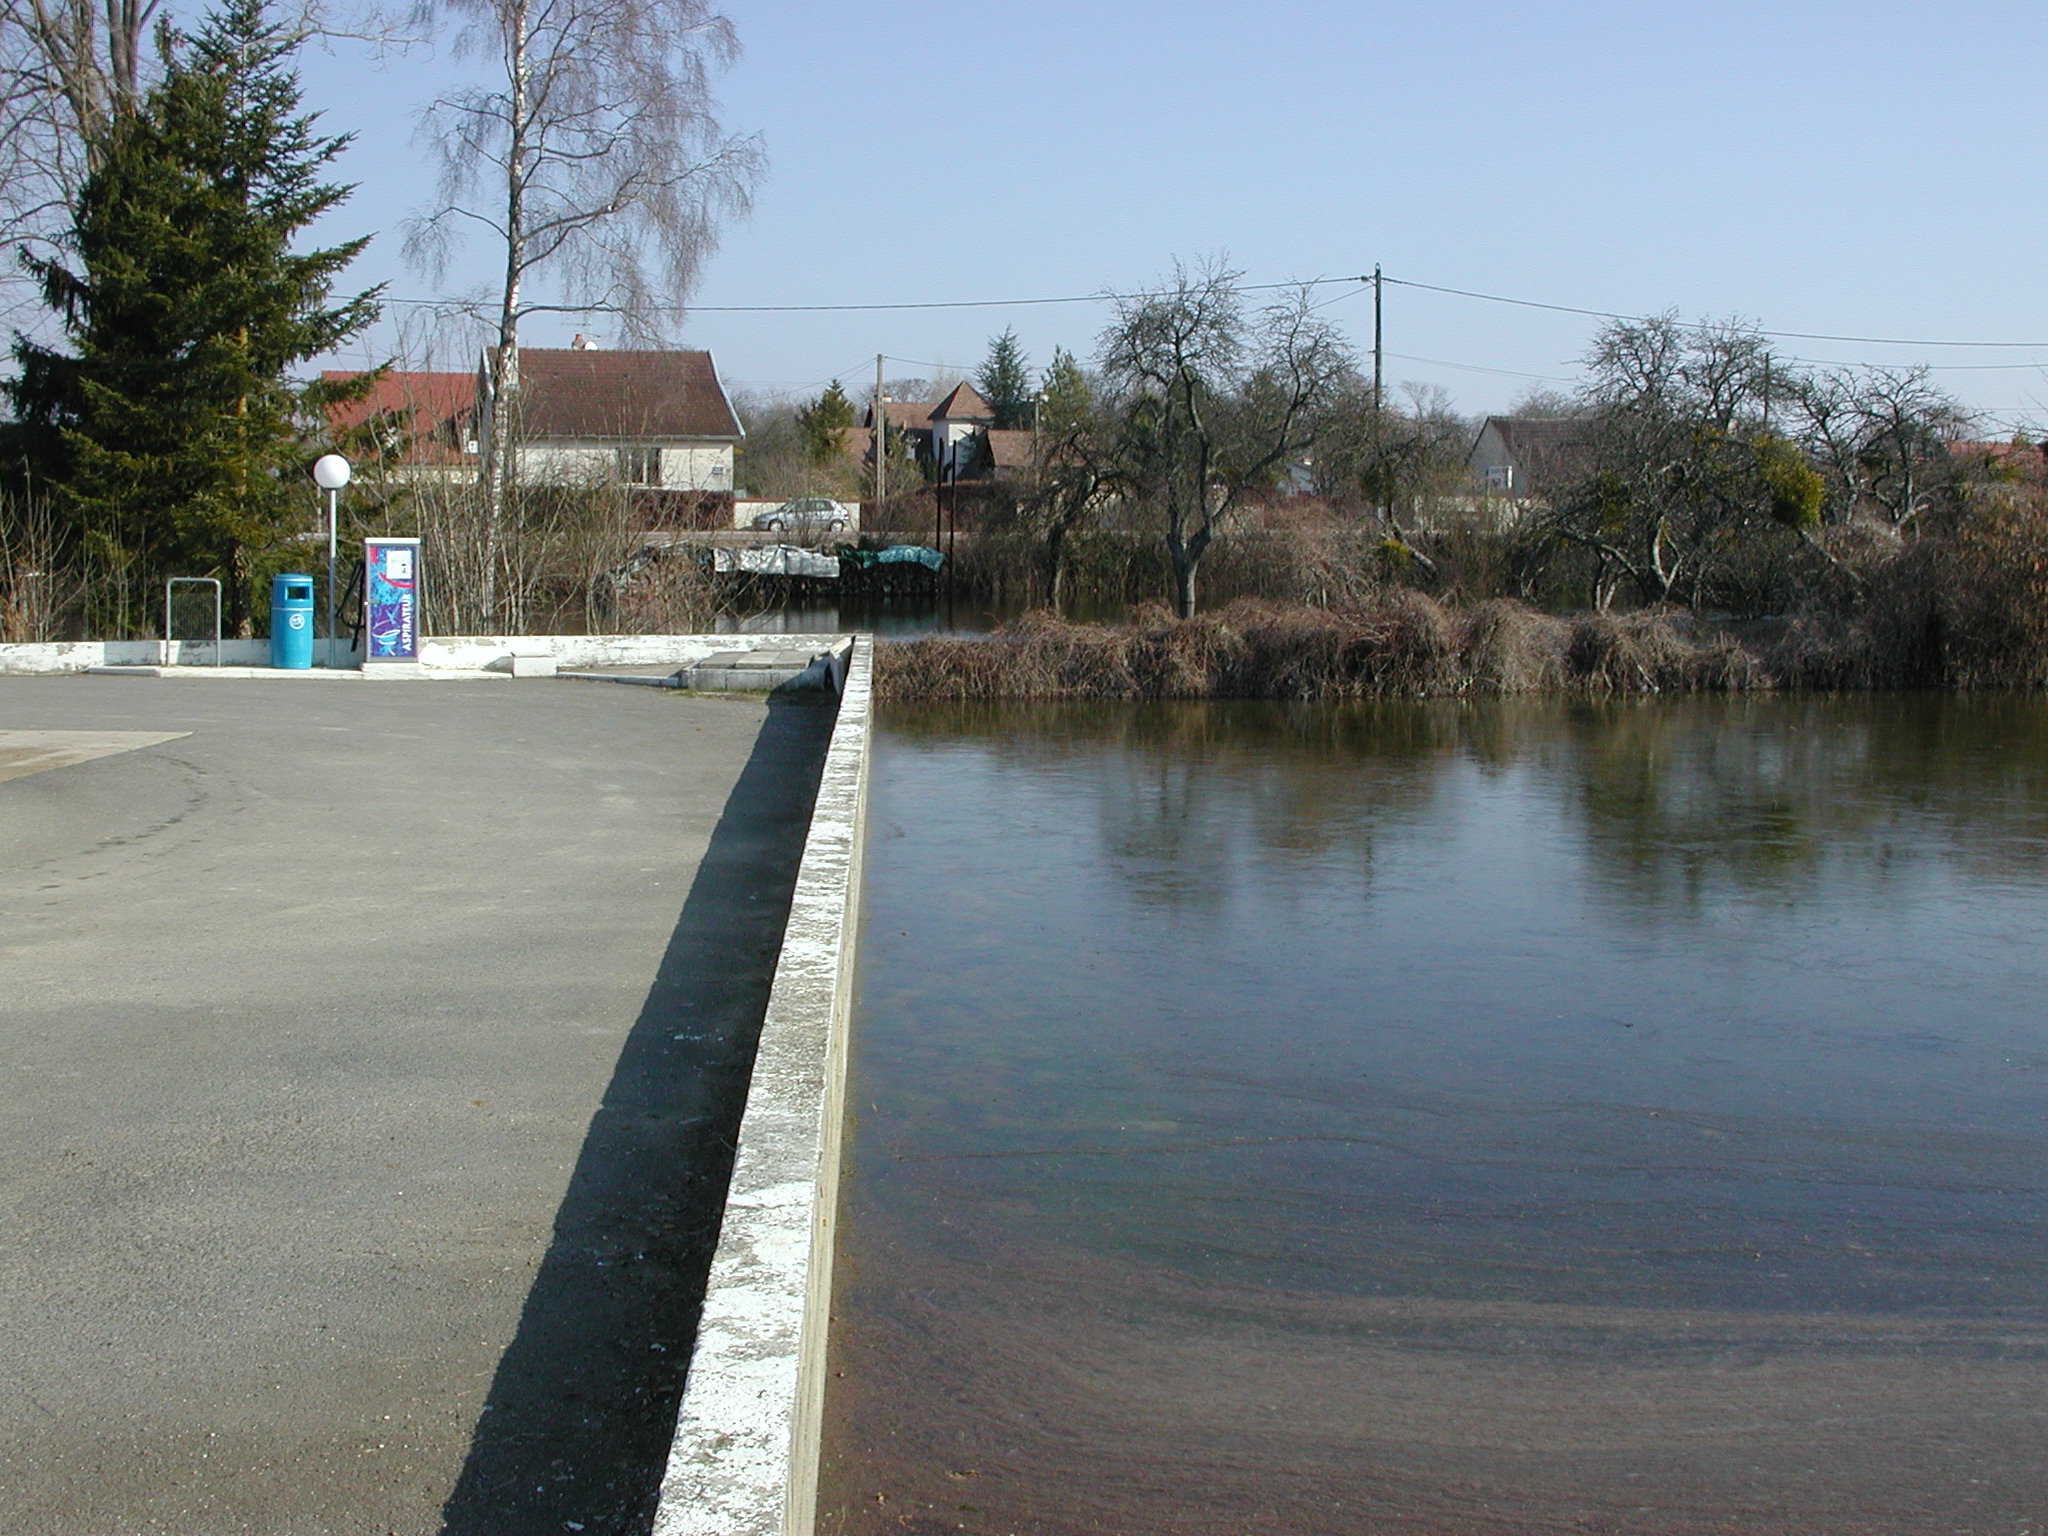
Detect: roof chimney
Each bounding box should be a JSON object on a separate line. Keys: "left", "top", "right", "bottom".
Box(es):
{"left": 571, "top": 333, "right": 596, "bottom": 350}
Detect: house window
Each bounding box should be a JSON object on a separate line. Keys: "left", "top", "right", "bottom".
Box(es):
{"left": 616, "top": 447, "right": 663, "bottom": 485}
{"left": 1484, "top": 464, "right": 1514, "bottom": 492}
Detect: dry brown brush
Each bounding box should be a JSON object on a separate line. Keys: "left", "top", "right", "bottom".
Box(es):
{"left": 1564, "top": 611, "right": 1769, "bottom": 694}
{"left": 875, "top": 595, "right": 1783, "bottom": 703}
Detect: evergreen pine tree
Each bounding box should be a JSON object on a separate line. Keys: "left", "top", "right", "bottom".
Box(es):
{"left": 796, "top": 380, "right": 855, "bottom": 467}
{"left": 977, "top": 327, "right": 1032, "bottom": 429}
{"left": 7, "top": 0, "right": 380, "bottom": 631}
{"left": 1039, "top": 347, "right": 1091, "bottom": 432}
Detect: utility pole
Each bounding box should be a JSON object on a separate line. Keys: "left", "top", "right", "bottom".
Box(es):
{"left": 1370, "top": 265, "right": 1387, "bottom": 534}
{"left": 1372, "top": 265, "right": 1383, "bottom": 412}
{"left": 874, "top": 353, "right": 886, "bottom": 515}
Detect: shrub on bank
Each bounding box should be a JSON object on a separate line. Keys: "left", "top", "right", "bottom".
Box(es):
{"left": 1565, "top": 610, "right": 1768, "bottom": 694}
{"left": 877, "top": 483, "right": 2048, "bottom": 703}
{"left": 1928, "top": 494, "right": 2048, "bottom": 688}
{"left": 875, "top": 596, "right": 1788, "bottom": 703}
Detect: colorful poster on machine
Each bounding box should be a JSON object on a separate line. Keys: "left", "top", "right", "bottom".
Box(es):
{"left": 363, "top": 537, "right": 422, "bottom": 662}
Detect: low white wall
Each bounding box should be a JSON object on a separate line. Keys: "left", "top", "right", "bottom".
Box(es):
{"left": 655, "top": 636, "right": 872, "bottom": 1536}
{"left": 0, "top": 634, "right": 829, "bottom": 676}
{"left": 421, "top": 633, "right": 842, "bottom": 672}
{"left": 0, "top": 639, "right": 362, "bottom": 673}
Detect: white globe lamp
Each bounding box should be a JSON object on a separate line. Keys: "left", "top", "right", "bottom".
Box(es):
{"left": 312, "top": 454, "right": 351, "bottom": 666}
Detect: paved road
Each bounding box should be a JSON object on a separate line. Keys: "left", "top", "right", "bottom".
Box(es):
{"left": 0, "top": 675, "right": 834, "bottom": 1535}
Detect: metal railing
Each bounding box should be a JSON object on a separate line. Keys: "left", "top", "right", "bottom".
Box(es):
{"left": 163, "top": 577, "right": 222, "bottom": 667}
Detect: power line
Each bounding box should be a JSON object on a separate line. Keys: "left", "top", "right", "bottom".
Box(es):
{"left": 882, "top": 354, "right": 974, "bottom": 372}
{"left": 372, "top": 269, "right": 2048, "bottom": 401}
{"left": 1881, "top": 358, "right": 2048, "bottom": 373}
{"left": 377, "top": 276, "right": 1360, "bottom": 316}
{"left": 723, "top": 359, "right": 878, "bottom": 398}
{"left": 1384, "top": 276, "right": 2048, "bottom": 350}
{"left": 1384, "top": 351, "right": 1571, "bottom": 384}
{"left": 381, "top": 270, "right": 2039, "bottom": 352}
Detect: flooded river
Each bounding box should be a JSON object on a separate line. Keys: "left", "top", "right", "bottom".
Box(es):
{"left": 819, "top": 696, "right": 2048, "bottom": 1534}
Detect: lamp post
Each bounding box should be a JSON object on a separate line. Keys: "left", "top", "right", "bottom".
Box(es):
{"left": 311, "top": 453, "right": 351, "bottom": 668}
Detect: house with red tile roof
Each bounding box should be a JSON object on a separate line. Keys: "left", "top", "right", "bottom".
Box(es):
{"left": 324, "top": 370, "right": 478, "bottom": 473}
{"left": 973, "top": 428, "right": 1037, "bottom": 479}
{"left": 1946, "top": 439, "right": 2048, "bottom": 480}
{"left": 324, "top": 346, "right": 743, "bottom": 493}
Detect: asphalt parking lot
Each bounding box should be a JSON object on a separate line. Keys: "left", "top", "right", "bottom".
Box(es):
{"left": 0, "top": 674, "right": 834, "bottom": 1535}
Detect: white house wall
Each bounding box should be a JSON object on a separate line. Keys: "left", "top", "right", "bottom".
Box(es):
{"left": 518, "top": 444, "right": 616, "bottom": 484}
{"left": 514, "top": 441, "right": 736, "bottom": 491}
{"left": 933, "top": 421, "right": 982, "bottom": 476}
{"left": 661, "top": 445, "right": 734, "bottom": 493}
{"left": 1468, "top": 422, "right": 1514, "bottom": 490}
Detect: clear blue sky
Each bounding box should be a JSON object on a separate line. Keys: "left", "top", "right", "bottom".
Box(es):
{"left": 296, "top": 0, "right": 2048, "bottom": 428}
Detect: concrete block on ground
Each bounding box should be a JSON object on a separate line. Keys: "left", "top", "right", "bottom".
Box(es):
{"left": 678, "top": 648, "right": 837, "bottom": 694}
{"left": 485, "top": 652, "right": 560, "bottom": 677}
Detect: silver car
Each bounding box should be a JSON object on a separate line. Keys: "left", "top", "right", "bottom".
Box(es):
{"left": 751, "top": 497, "right": 850, "bottom": 535}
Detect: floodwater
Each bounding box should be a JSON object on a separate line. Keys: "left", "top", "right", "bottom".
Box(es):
{"left": 819, "top": 697, "right": 2048, "bottom": 1536}
{"left": 715, "top": 593, "right": 1130, "bottom": 636}
{"left": 713, "top": 598, "right": 973, "bottom": 637}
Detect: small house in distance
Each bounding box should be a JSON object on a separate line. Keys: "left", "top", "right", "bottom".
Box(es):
{"left": 1467, "top": 416, "right": 1588, "bottom": 499}
{"left": 325, "top": 345, "right": 744, "bottom": 498}
{"left": 323, "top": 370, "right": 478, "bottom": 478}
{"left": 972, "top": 428, "right": 1036, "bottom": 480}
{"left": 862, "top": 381, "right": 999, "bottom": 479}
{"left": 490, "top": 346, "right": 742, "bottom": 493}
{"left": 1946, "top": 439, "right": 2048, "bottom": 482}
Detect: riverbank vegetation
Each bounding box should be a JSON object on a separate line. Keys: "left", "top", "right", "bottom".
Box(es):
{"left": 872, "top": 290, "right": 2048, "bottom": 700}
{"left": 876, "top": 500, "right": 2048, "bottom": 701}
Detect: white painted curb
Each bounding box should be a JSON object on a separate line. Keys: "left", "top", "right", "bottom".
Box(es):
{"left": 0, "top": 633, "right": 845, "bottom": 677}
{"left": 654, "top": 636, "right": 872, "bottom": 1536}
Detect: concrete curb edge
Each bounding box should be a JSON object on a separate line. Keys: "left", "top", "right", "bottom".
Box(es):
{"left": 0, "top": 633, "right": 842, "bottom": 677}
{"left": 652, "top": 634, "right": 873, "bottom": 1536}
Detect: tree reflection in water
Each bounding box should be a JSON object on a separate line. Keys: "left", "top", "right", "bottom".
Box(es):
{"left": 825, "top": 695, "right": 2048, "bottom": 1536}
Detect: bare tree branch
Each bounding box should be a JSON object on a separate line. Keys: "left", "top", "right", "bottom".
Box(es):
{"left": 404, "top": 0, "right": 762, "bottom": 625}
{"left": 0, "top": 0, "right": 416, "bottom": 329}
{"left": 1098, "top": 259, "right": 1352, "bottom": 617}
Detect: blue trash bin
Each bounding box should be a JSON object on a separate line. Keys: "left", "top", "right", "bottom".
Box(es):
{"left": 270, "top": 573, "right": 315, "bottom": 669}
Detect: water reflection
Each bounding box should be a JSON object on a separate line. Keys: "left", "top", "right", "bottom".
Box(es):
{"left": 887, "top": 701, "right": 1473, "bottom": 913}
{"left": 1551, "top": 696, "right": 2048, "bottom": 909}
{"left": 715, "top": 592, "right": 1135, "bottom": 637}
{"left": 823, "top": 695, "right": 2048, "bottom": 1535}
{"left": 891, "top": 693, "right": 2048, "bottom": 909}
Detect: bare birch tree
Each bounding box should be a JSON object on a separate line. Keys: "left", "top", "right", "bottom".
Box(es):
{"left": 405, "top": 0, "right": 762, "bottom": 626}
{"left": 0, "top": 0, "right": 389, "bottom": 326}
{"left": 0, "top": 0, "right": 159, "bottom": 324}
